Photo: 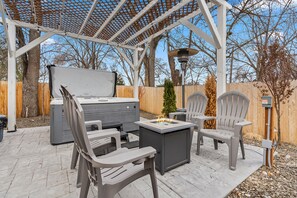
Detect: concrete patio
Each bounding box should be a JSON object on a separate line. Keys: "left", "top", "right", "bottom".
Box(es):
{"left": 0, "top": 125, "right": 262, "bottom": 198}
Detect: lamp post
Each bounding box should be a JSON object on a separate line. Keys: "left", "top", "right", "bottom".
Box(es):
{"left": 168, "top": 48, "right": 198, "bottom": 109}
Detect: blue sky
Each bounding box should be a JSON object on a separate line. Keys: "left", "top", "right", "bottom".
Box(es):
{"left": 1, "top": 0, "right": 296, "bottom": 84}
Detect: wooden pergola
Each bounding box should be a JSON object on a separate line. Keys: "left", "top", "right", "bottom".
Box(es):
{"left": 0, "top": 0, "right": 231, "bottom": 131}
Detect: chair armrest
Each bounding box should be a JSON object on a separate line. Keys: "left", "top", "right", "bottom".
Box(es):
{"left": 192, "top": 115, "right": 216, "bottom": 121}
{"left": 169, "top": 112, "right": 186, "bottom": 119}
{"left": 92, "top": 147, "right": 156, "bottom": 168}
{"left": 87, "top": 128, "right": 117, "bottom": 135}
{"left": 192, "top": 115, "right": 216, "bottom": 131}
{"left": 235, "top": 120, "right": 252, "bottom": 127}
{"left": 85, "top": 120, "right": 102, "bottom": 130}
{"left": 233, "top": 120, "right": 252, "bottom": 137}
{"left": 87, "top": 129, "right": 121, "bottom": 149}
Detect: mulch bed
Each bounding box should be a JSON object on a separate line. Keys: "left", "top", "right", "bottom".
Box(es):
{"left": 15, "top": 112, "right": 297, "bottom": 197}
{"left": 16, "top": 116, "right": 50, "bottom": 128}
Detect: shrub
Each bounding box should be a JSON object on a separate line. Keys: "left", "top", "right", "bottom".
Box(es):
{"left": 162, "top": 79, "right": 177, "bottom": 117}
{"left": 204, "top": 74, "right": 216, "bottom": 129}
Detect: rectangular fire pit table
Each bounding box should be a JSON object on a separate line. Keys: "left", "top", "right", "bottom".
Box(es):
{"left": 136, "top": 119, "right": 195, "bottom": 175}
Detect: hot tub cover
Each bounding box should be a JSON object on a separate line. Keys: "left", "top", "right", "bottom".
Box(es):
{"left": 47, "top": 65, "right": 117, "bottom": 98}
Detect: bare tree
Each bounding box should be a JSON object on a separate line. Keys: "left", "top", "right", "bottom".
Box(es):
{"left": 254, "top": 41, "right": 296, "bottom": 144}
{"left": 229, "top": 0, "right": 297, "bottom": 81}
{"left": 168, "top": 0, "right": 297, "bottom": 83}
{"left": 4, "top": 0, "right": 42, "bottom": 117}
{"left": 53, "top": 37, "right": 111, "bottom": 70}
{"left": 143, "top": 35, "right": 163, "bottom": 87}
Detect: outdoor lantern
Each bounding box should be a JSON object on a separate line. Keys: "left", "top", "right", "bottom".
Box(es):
{"left": 168, "top": 48, "right": 198, "bottom": 109}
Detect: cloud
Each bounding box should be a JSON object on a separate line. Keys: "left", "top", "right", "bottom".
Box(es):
{"left": 41, "top": 38, "right": 56, "bottom": 46}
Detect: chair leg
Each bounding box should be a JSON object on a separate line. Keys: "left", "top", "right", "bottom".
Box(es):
{"left": 71, "top": 145, "right": 79, "bottom": 169}
{"left": 196, "top": 133, "right": 202, "bottom": 155}
{"left": 77, "top": 155, "right": 83, "bottom": 188}
{"left": 214, "top": 139, "right": 218, "bottom": 150}
{"left": 230, "top": 137, "right": 240, "bottom": 170}
{"left": 200, "top": 136, "right": 204, "bottom": 145}
{"left": 149, "top": 159, "right": 159, "bottom": 198}
{"left": 240, "top": 139, "right": 245, "bottom": 159}
{"left": 79, "top": 160, "right": 90, "bottom": 198}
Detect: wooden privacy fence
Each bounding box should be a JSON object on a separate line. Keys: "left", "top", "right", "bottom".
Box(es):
{"left": 0, "top": 81, "right": 296, "bottom": 144}
{"left": 0, "top": 81, "right": 51, "bottom": 118}
{"left": 127, "top": 82, "right": 297, "bottom": 145}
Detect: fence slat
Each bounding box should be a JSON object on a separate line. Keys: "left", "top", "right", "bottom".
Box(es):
{"left": 0, "top": 82, "right": 296, "bottom": 144}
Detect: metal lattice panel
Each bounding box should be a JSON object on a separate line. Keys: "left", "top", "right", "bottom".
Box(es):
{"left": 85, "top": 0, "right": 121, "bottom": 37}
{"left": 3, "top": 0, "right": 207, "bottom": 46}
{"left": 98, "top": 0, "right": 151, "bottom": 41}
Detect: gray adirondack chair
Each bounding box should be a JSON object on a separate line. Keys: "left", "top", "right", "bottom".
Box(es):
{"left": 169, "top": 92, "right": 208, "bottom": 144}
{"left": 63, "top": 87, "right": 159, "bottom": 198}
{"left": 195, "top": 91, "right": 252, "bottom": 170}
{"left": 60, "top": 86, "right": 121, "bottom": 187}
{"left": 169, "top": 92, "right": 208, "bottom": 123}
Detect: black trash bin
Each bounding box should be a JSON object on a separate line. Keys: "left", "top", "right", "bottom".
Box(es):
{"left": 0, "top": 115, "right": 8, "bottom": 142}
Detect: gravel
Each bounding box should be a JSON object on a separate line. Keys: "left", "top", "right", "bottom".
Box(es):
{"left": 228, "top": 138, "right": 297, "bottom": 198}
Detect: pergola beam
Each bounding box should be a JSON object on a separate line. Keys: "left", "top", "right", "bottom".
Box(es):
{"left": 78, "top": 0, "right": 99, "bottom": 35}
{"left": 181, "top": 19, "right": 216, "bottom": 47}
{"left": 0, "top": 1, "right": 12, "bottom": 56}
{"left": 122, "top": 0, "right": 194, "bottom": 45}
{"left": 211, "top": 0, "right": 232, "bottom": 10}
{"left": 7, "top": 19, "right": 137, "bottom": 50}
{"left": 108, "top": 0, "right": 158, "bottom": 42}
{"left": 137, "top": 2, "right": 215, "bottom": 46}
{"left": 133, "top": 49, "right": 139, "bottom": 98}
{"left": 136, "top": 43, "right": 149, "bottom": 69}
{"left": 30, "top": 0, "right": 38, "bottom": 24}
{"left": 216, "top": 4, "right": 227, "bottom": 97}
{"left": 197, "top": 0, "right": 222, "bottom": 49}
{"left": 58, "top": 0, "right": 66, "bottom": 30}
{"left": 7, "top": 21, "right": 16, "bottom": 132}
{"left": 93, "top": 0, "right": 127, "bottom": 38}
{"left": 115, "top": 47, "right": 134, "bottom": 67}
{"left": 16, "top": 32, "right": 55, "bottom": 58}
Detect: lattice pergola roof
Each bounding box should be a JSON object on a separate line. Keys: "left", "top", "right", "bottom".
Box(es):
{"left": 1, "top": 0, "right": 220, "bottom": 48}
{"left": 0, "top": 0, "right": 232, "bottom": 131}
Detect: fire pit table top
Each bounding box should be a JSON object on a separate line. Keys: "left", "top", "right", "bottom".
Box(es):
{"left": 135, "top": 119, "right": 195, "bottom": 134}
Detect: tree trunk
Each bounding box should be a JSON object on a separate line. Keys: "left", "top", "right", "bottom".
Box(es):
{"left": 21, "top": 29, "right": 40, "bottom": 117}
{"left": 168, "top": 55, "right": 181, "bottom": 86}
{"left": 167, "top": 34, "right": 181, "bottom": 86}
{"left": 276, "top": 105, "right": 281, "bottom": 144}
{"left": 143, "top": 36, "right": 162, "bottom": 87}
{"left": 144, "top": 54, "right": 149, "bottom": 86}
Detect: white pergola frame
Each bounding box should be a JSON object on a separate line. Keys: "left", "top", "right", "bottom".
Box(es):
{"left": 0, "top": 0, "right": 231, "bottom": 132}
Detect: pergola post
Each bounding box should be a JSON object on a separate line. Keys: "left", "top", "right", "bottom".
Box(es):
{"left": 7, "top": 21, "right": 16, "bottom": 132}
{"left": 133, "top": 48, "right": 139, "bottom": 99}
{"left": 216, "top": 5, "right": 227, "bottom": 97}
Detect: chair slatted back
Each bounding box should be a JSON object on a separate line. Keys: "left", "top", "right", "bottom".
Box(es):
{"left": 73, "top": 95, "right": 104, "bottom": 186}
{"left": 61, "top": 86, "right": 92, "bottom": 156}
{"left": 217, "top": 91, "right": 250, "bottom": 131}
{"left": 186, "top": 92, "right": 208, "bottom": 121}
{"left": 60, "top": 86, "right": 80, "bottom": 148}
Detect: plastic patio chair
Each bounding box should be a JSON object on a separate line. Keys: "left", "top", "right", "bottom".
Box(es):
{"left": 60, "top": 86, "right": 120, "bottom": 187}
{"left": 64, "top": 86, "right": 159, "bottom": 198}
{"left": 169, "top": 92, "right": 208, "bottom": 144}
{"left": 195, "top": 91, "right": 252, "bottom": 170}
{"left": 169, "top": 92, "right": 208, "bottom": 123}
